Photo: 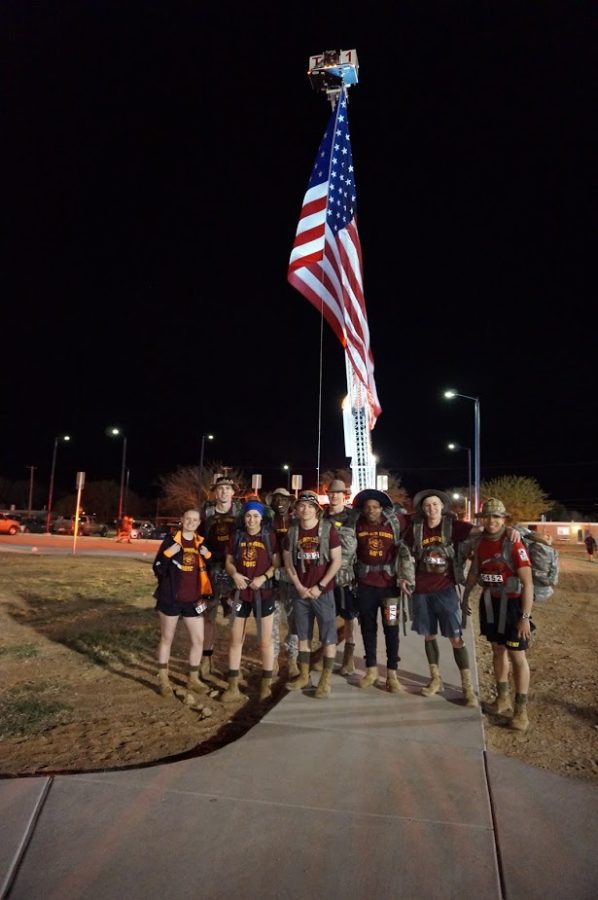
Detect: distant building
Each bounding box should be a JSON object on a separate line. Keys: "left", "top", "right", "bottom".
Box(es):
{"left": 521, "top": 522, "right": 598, "bottom": 544}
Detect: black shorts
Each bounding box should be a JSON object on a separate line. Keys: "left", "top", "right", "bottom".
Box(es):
{"left": 231, "top": 595, "right": 276, "bottom": 620}
{"left": 479, "top": 595, "right": 534, "bottom": 650}
{"left": 156, "top": 598, "right": 205, "bottom": 618}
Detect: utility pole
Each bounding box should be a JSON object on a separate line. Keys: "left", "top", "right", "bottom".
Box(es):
{"left": 26, "top": 465, "right": 37, "bottom": 516}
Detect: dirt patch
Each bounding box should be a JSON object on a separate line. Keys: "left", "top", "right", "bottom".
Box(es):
{"left": 0, "top": 547, "right": 596, "bottom": 782}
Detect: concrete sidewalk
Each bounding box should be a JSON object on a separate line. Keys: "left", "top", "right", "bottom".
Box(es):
{"left": 1, "top": 621, "right": 597, "bottom": 899}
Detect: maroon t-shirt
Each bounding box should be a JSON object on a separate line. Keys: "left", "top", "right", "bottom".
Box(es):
{"left": 176, "top": 536, "right": 202, "bottom": 603}
{"left": 284, "top": 523, "right": 340, "bottom": 589}
{"left": 226, "top": 530, "right": 280, "bottom": 602}
{"left": 356, "top": 517, "right": 397, "bottom": 587}
{"left": 404, "top": 518, "right": 473, "bottom": 593}
{"left": 201, "top": 508, "right": 239, "bottom": 563}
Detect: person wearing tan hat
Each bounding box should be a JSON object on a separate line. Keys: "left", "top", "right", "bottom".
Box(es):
{"left": 402, "top": 490, "right": 478, "bottom": 706}
{"left": 323, "top": 479, "right": 360, "bottom": 675}
{"left": 269, "top": 487, "right": 299, "bottom": 678}
{"left": 198, "top": 476, "right": 244, "bottom": 682}
{"left": 283, "top": 491, "right": 342, "bottom": 698}
{"left": 463, "top": 498, "right": 534, "bottom": 731}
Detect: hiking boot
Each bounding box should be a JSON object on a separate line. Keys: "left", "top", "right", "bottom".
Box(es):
{"left": 220, "top": 675, "right": 242, "bottom": 704}
{"left": 157, "top": 666, "right": 173, "bottom": 697}
{"left": 314, "top": 667, "right": 332, "bottom": 699}
{"left": 287, "top": 658, "right": 300, "bottom": 679}
{"left": 460, "top": 669, "right": 478, "bottom": 707}
{"left": 484, "top": 684, "right": 512, "bottom": 715}
{"left": 509, "top": 701, "right": 529, "bottom": 732}
{"left": 187, "top": 668, "right": 208, "bottom": 695}
{"left": 259, "top": 676, "right": 273, "bottom": 701}
{"left": 421, "top": 664, "right": 443, "bottom": 696}
{"left": 339, "top": 643, "right": 356, "bottom": 675}
{"left": 310, "top": 644, "right": 324, "bottom": 672}
{"left": 286, "top": 661, "right": 311, "bottom": 691}
{"left": 386, "top": 670, "right": 405, "bottom": 694}
{"left": 200, "top": 655, "right": 224, "bottom": 682}
{"left": 359, "top": 666, "right": 378, "bottom": 689}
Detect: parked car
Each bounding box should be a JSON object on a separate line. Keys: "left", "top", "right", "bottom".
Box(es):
{"left": 20, "top": 516, "right": 47, "bottom": 534}
{"left": 0, "top": 513, "right": 21, "bottom": 535}
{"left": 51, "top": 515, "right": 109, "bottom": 537}
{"left": 130, "top": 520, "right": 155, "bottom": 540}
{"left": 149, "top": 520, "right": 180, "bottom": 540}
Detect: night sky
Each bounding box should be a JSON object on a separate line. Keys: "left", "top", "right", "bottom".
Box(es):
{"left": 2, "top": 2, "right": 595, "bottom": 513}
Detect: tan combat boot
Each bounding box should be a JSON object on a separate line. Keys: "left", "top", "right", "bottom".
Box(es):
{"left": 259, "top": 676, "right": 273, "bottom": 701}
{"left": 485, "top": 683, "right": 512, "bottom": 715}
{"left": 157, "top": 665, "right": 173, "bottom": 697}
{"left": 509, "top": 700, "right": 529, "bottom": 732}
{"left": 310, "top": 644, "right": 324, "bottom": 672}
{"left": 460, "top": 669, "right": 479, "bottom": 707}
{"left": 386, "top": 670, "right": 405, "bottom": 694}
{"left": 339, "top": 643, "right": 356, "bottom": 675}
{"left": 187, "top": 666, "right": 208, "bottom": 695}
{"left": 314, "top": 666, "right": 333, "bottom": 699}
{"left": 220, "top": 674, "right": 242, "bottom": 704}
{"left": 359, "top": 666, "right": 379, "bottom": 689}
{"left": 287, "top": 657, "right": 300, "bottom": 679}
{"left": 286, "top": 660, "right": 311, "bottom": 691}
{"left": 421, "top": 664, "right": 443, "bottom": 696}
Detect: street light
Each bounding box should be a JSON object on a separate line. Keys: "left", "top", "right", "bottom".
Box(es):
{"left": 108, "top": 427, "right": 127, "bottom": 521}
{"left": 447, "top": 442, "right": 472, "bottom": 521}
{"left": 199, "top": 433, "right": 214, "bottom": 496}
{"left": 282, "top": 463, "right": 291, "bottom": 490}
{"left": 444, "top": 390, "right": 480, "bottom": 517}
{"left": 46, "top": 434, "right": 71, "bottom": 532}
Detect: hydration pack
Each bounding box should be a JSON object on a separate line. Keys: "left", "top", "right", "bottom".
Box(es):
{"left": 326, "top": 506, "right": 359, "bottom": 587}
{"left": 412, "top": 514, "right": 464, "bottom": 584}
{"left": 286, "top": 517, "right": 334, "bottom": 574}
{"left": 462, "top": 526, "right": 559, "bottom": 602}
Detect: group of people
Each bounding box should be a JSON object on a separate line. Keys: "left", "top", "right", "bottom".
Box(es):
{"left": 151, "top": 477, "right": 535, "bottom": 731}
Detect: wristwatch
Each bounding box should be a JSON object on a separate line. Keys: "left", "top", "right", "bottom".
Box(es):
{"left": 520, "top": 612, "right": 531, "bottom": 620}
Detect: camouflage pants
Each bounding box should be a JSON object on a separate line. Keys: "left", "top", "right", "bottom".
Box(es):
{"left": 275, "top": 581, "right": 298, "bottom": 660}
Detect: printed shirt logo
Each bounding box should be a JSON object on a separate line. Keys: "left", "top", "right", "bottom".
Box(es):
{"left": 298, "top": 534, "right": 320, "bottom": 561}
{"left": 182, "top": 546, "right": 199, "bottom": 572}
{"left": 238, "top": 538, "right": 265, "bottom": 570}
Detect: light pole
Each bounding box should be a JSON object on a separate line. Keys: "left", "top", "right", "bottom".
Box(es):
{"left": 444, "top": 391, "right": 480, "bottom": 518}
{"left": 447, "top": 442, "right": 472, "bottom": 521}
{"left": 199, "top": 433, "right": 214, "bottom": 498}
{"left": 108, "top": 427, "right": 127, "bottom": 521}
{"left": 46, "top": 434, "right": 71, "bottom": 532}
{"left": 25, "top": 465, "right": 37, "bottom": 517}
{"left": 282, "top": 464, "right": 291, "bottom": 490}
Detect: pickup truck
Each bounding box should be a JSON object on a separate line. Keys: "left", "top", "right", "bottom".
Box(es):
{"left": 52, "top": 515, "right": 109, "bottom": 537}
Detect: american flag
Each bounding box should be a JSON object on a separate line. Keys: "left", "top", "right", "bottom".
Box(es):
{"left": 288, "top": 92, "right": 381, "bottom": 427}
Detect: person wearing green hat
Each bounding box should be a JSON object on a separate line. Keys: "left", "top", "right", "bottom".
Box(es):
{"left": 463, "top": 498, "right": 534, "bottom": 731}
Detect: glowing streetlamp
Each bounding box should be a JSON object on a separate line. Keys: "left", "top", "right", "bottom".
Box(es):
{"left": 46, "top": 435, "right": 71, "bottom": 532}
{"left": 282, "top": 463, "right": 291, "bottom": 489}
{"left": 444, "top": 390, "right": 480, "bottom": 518}
{"left": 108, "top": 427, "right": 127, "bottom": 521}
{"left": 447, "top": 442, "right": 472, "bottom": 521}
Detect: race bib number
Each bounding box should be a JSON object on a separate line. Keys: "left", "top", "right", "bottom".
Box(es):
{"left": 481, "top": 573, "right": 504, "bottom": 584}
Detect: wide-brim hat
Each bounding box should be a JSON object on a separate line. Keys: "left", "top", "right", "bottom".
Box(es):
{"left": 352, "top": 489, "right": 393, "bottom": 509}
{"left": 413, "top": 489, "right": 452, "bottom": 511}
{"left": 271, "top": 486, "right": 292, "bottom": 497}
{"left": 327, "top": 479, "right": 348, "bottom": 493}
{"left": 210, "top": 476, "right": 238, "bottom": 491}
